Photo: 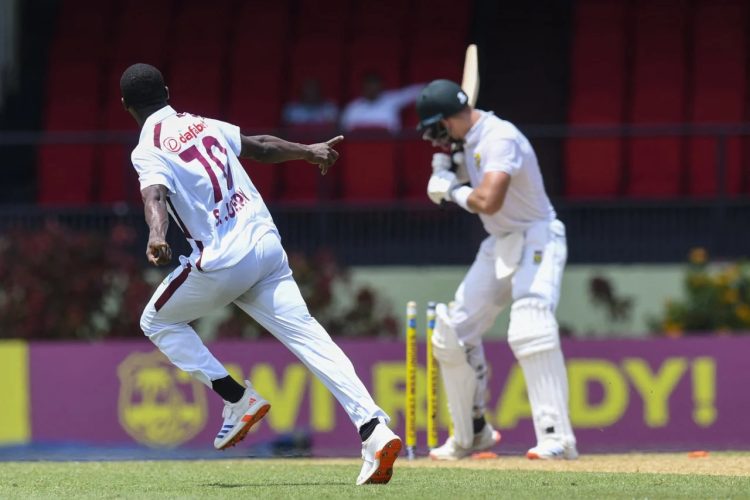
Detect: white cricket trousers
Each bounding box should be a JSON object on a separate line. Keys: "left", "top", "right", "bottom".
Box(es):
{"left": 451, "top": 219, "right": 567, "bottom": 346}
{"left": 140, "top": 231, "right": 388, "bottom": 429}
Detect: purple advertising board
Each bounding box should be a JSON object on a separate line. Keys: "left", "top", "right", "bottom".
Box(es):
{"left": 23, "top": 337, "right": 750, "bottom": 456}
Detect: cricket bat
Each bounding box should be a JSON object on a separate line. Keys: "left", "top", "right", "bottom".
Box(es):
{"left": 461, "top": 44, "right": 479, "bottom": 107}
{"left": 448, "top": 44, "right": 479, "bottom": 175}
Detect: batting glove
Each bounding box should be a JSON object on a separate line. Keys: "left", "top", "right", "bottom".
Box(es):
{"left": 427, "top": 170, "right": 459, "bottom": 205}
{"left": 431, "top": 153, "right": 452, "bottom": 173}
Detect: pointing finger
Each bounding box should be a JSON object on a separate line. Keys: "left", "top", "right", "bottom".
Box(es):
{"left": 326, "top": 135, "right": 344, "bottom": 147}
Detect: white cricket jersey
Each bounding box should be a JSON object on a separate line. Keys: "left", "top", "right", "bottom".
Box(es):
{"left": 130, "top": 105, "right": 277, "bottom": 272}
{"left": 463, "top": 111, "right": 556, "bottom": 235}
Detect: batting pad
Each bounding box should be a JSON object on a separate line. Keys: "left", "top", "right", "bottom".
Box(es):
{"left": 431, "top": 303, "right": 476, "bottom": 448}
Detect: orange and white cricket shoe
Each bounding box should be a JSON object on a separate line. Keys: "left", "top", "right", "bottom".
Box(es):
{"left": 356, "top": 423, "right": 402, "bottom": 485}
{"left": 214, "top": 380, "right": 270, "bottom": 450}
{"left": 526, "top": 439, "right": 578, "bottom": 460}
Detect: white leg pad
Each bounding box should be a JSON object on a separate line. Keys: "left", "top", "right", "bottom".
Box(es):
{"left": 507, "top": 298, "right": 559, "bottom": 358}
{"left": 517, "top": 347, "right": 576, "bottom": 448}
{"left": 432, "top": 303, "right": 476, "bottom": 449}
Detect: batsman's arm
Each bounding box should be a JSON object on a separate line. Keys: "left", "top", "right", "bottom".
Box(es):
{"left": 239, "top": 134, "right": 344, "bottom": 174}
{"left": 142, "top": 184, "right": 172, "bottom": 266}
{"left": 454, "top": 171, "right": 510, "bottom": 215}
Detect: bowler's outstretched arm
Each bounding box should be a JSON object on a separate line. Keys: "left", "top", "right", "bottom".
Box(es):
{"left": 239, "top": 134, "right": 344, "bottom": 174}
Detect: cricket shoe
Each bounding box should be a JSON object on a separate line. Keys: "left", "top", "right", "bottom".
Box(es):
{"left": 356, "top": 423, "right": 402, "bottom": 485}
{"left": 429, "top": 424, "right": 502, "bottom": 461}
{"left": 526, "top": 439, "right": 578, "bottom": 460}
{"left": 214, "top": 380, "right": 270, "bottom": 450}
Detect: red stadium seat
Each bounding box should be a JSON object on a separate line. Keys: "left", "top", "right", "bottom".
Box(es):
{"left": 401, "top": 139, "right": 434, "bottom": 202}
{"left": 412, "top": 0, "right": 471, "bottom": 40}
{"left": 277, "top": 159, "right": 336, "bottom": 202}
{"left": 406, "top": 39, "right": 463, "bottom": 84}
{"left": 38, "top": 145, "right": 96, "bottom": 205}
{"left": 235, "top": 0, "right": 289, "bottom": 40}
{"left": 626, "top": 0, "right": 689, "bottom": 197}
{"left": 350, "top": 0, "right": 409, "bottom": 37}
{"left": 565, "top": 0, "right": 628, "bottom": 197}
{"left": 55, "top": 1, "right": 113, "bottom": 41}
{"left": 687, "top": 0, "right": 747, "bottom": 196}
{"left": 96, "top": 65, "right": 144, "bottom": 204}
{"left": 227, "top": 65, "right": 284, "bottom": 130}
{"left": 289, "top": 37, "right": 345, "bottom": 104}
{"left": 170, "top": 2, "right": 232, "bottom": 59}
{"left": 340, "top": 138, "right": 398, "bottom": 201}
{"left": 97, "top": 145, "right": 142, "bottom": 204}
{"left": 112, "top": 0, "right": 171, "bottom": 63}
{"left": 44, "top": 62, "right": 100, "bottom": 131}
{"left": 167, "top": 59, "right": 224, "bottom": 119}
{"left": 294, "top": 0, "right": 350, "bottom": 39}
{"left": 240, "top": 160, "right": 277, "bottom": 202}
{"left": 346, "top": 37, "right": 403, "bottom": 101}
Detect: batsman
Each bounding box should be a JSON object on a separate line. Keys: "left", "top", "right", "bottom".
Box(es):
{"left": 417, "top": 79, "right": 578, "bottom": 460}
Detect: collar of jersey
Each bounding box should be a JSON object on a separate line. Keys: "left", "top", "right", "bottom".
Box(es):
{"left": 464, "top": 110, "right": 493, "bottom": 147}
{"left": 139, "top": 105, "right": 177, "bottom": 142}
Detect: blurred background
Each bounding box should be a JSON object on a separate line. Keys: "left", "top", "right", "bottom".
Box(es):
{"left": 1, "top": 0, "right": 749, "bottom": 457}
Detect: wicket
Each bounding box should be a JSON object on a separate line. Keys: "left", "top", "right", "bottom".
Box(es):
{"left": 405, "top": 300, "right": 439, "bottom": 459}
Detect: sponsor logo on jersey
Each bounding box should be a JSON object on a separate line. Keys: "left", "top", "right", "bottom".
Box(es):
{"left": 533, "top": 250, "right": 543, "bottom": 265}
{"left": 117, "top": 350, "right": 207, "bottom": 447}
{"left": 474, "top": 152, "right": 481, "bottom": 170}
{"left": 163, "top": 137, "right": 181, "bottom": 152}
{"left": 178, "top": 120, "right": 209, "bottom": 144}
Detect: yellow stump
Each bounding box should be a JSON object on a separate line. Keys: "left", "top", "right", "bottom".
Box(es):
{"left": 426, "top": 302, "right": 438, "bottom": 450}
{"left": 405, "top": 301, "right": 417, "bottom": 459}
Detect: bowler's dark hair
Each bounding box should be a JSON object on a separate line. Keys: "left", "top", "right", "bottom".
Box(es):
{"left": 120, "top": 63, "right": 168, "bottom": 109}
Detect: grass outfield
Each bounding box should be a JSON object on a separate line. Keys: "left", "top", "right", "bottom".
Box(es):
{"left": 0, "top": 453, "right": 749, "bottom": 499}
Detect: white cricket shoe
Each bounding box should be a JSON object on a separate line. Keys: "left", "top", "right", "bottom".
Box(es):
{"left": 429, "top": 435, "right": 470, "bottom": 460}
{"left": 429, "top": 424, "right": 502, "bottom": 460}
{"left": 356, "top": 423, "right": 402, "bottom": 485}
{"left": 213, "top": 380, "right": 270, "bottom": 450}
{"left": 473, "top": 423, "right": 502, "bottom": 452}
{"left": 526, "top": 439, "right": 578, "bottom": 460}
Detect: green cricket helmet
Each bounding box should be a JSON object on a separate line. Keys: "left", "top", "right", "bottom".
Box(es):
{"left": 416, "top": 79, "right": 469, "bottom": 145}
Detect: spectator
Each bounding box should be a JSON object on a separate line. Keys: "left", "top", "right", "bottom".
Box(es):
{"left": 282, "top": 78, "right": 339, "bottom": 129}
{"left": 340, "top": 73, "right": 423, "bottom": 133}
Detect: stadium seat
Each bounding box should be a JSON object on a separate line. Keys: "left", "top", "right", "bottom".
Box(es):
{"left": 112, "top": 0, "right": 171, "bottom": 63}
{"left": 55, "top": 0, "right": 113, "bottom": 41}
{"left": 227, "top": 65, "right": 284, "bottom": 130}
{"left": 170, "top": 1, "right": 232, "bottom": 59}
{"left": 406, "top": 39, "right": 463, "bottom": 84}
{"left": 38, "top": 145, "right": 97, "bottom": 205}
{"left": 340, "top": 137, "right": 398, "bottom": 201}
{"left": 294, "top": 0, "right": 350, "bottom": 39}
{"left": 235, "top": 0, "right": 289, "bottom": 38}
{"left": 289, "top": 37, "right": 345, "bottom": 105}
{"left": 95, "top": 64, "right": 146, "bottom": 204}
{"left": 400, "top": 139, "right": 434, "bottom": 202}
{"left": 412, "top": 0, "right": 471, "bottom": 40}
{"left": 350, "top": 0, "right": 409, "bottom": 37}
{"left": 346, "top": 37, "right": 404, "bottom": 101}
{"left": 687, "top": 0, "right": 747, "bottom": 196}
{"left": 167, "top": 59, "right": 224, "bottom": 119}
{"left": 277, "top": 159, "right": 337, "bottom": 202}
{"left": 240, "top": 160, "right": 277, "bottom": 202}
{"left": 626, "top": 0, "right": 689, "bottom": 197}
{"left": 44, "top": 62, "right": 100, "bottom": 131}
{"left": 565, "top": 0, "right": 628, "bottom": 197}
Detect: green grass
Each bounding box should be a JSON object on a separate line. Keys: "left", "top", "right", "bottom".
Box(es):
{"left": 0, "top": 459, "right": 748, "bottom": 499}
